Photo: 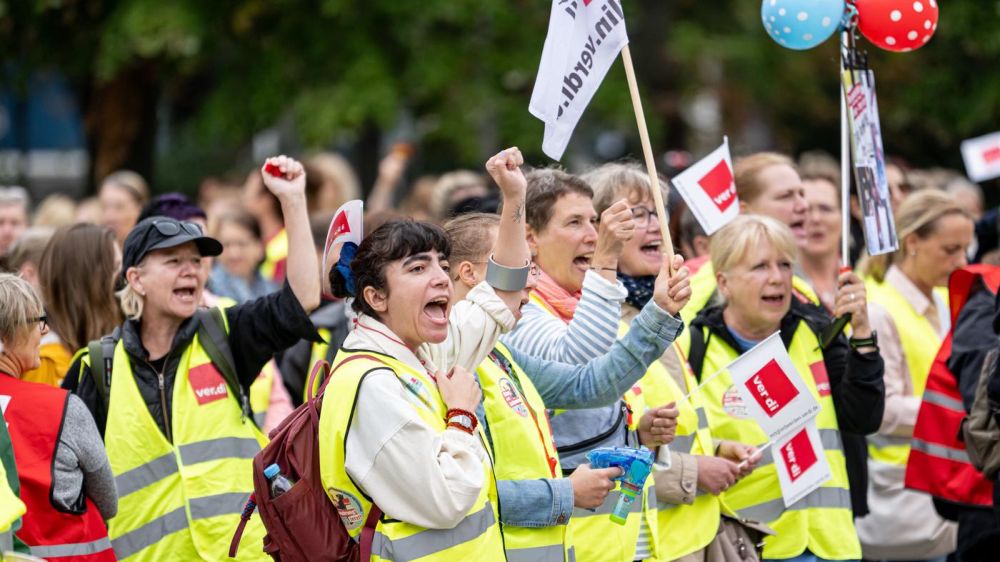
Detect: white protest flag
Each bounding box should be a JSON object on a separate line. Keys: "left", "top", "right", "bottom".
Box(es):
{"left": 726, "top": 332, "right": 820, "bottom": 442}
{"left": 773, "top": 421, "right": 832, "bottom": 507}
{"left": 961, "top": 131, "right": 1000, "bottom": 182}
{"left": 530, "top": 0, "right": 629, "bottom": 161}
{"left": 670, "top": 138, "right": 739, "bottom": 235}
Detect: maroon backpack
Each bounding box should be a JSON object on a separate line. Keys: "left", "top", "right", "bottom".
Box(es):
{"left": 230, "top": 357, "right": 384, "bottom": 561}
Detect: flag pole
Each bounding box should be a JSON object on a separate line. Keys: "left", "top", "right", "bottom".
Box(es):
{"left": 839, "top": 31, "right": 851, "bottom": 268}
{"left": 621, "top": 44, "right": 675, "bottom": 267}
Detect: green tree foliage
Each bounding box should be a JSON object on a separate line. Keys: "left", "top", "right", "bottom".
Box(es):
{"left": 1, "top": 0, "right": 996, "bottom": 187}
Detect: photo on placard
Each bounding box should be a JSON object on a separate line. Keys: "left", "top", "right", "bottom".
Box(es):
{"left": 843, "top": 68, "right": 898, "bottom": 256}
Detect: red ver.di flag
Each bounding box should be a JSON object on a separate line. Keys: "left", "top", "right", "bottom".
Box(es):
{"left": 530, "top": 0, "right": 629, "bottom": 160}
{"left": 727, "top": 332, "right": 820, "bottom": 441}
{"left": 774, "top": 422, "right": 832, "bottom": 507}
{"left": 670, "top": 138, "right": 739, "bottom": 235}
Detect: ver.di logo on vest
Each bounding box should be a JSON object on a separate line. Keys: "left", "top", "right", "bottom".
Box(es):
{"left": 498, "top": 377, "right": 529, "bottom": 417}
{"left": 189, "top": 363, "right": 229, "bottom": 405}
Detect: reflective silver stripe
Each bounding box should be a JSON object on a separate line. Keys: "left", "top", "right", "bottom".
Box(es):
{"left": 911, "top": 438, "right": 972, "bottom": 463}
{"left": 30, "top": 537, "right": 113, "bottom": 558}
{"left": 506, "top": 544, "right": 565, "bottom": 562}
{"left": 758, "top": 429, "right": 843, "bottom": 466}
{"left": 736, "top": 487, "right": 851, "bottom": 523}
{"left": 696, "top": 407, "right": 709, "bottom": 429}
{"left": 190, "top": 492, "right": 250, "bottom": 520}
{"left": 568, "top": 545, "right": 576, "bottom": 562}
{"left": 254, "top": 411, "right": 266, "bottom": 427}
{"left": 371, "top": 502, "right": 497, "bottom": 562}
{"left": 112, "top": 506, "right": 188, "bottom": 559}
{"left": 1, "top": 531, "right": 12, "bottom": 553}
{"left": 672, "top": 433, "right": 695, "bottom": 453}
{"left": 178, "top": 437, "right": 260, "bottom": 465}
{"left": 922, "top": 389, "right": 964, "bottom": 412}
{"left": 868, "top": 434, "right": 911, "bottom": 448}
{"left": 115, "top": 451, "right": 179, "bottom": 497}
{"left": 571, "top": 489, "right": 646, "bottom": 518}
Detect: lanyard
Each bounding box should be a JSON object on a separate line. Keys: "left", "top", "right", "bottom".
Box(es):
{"left": 488, "top": 350, "right": 559, "bottom": 477}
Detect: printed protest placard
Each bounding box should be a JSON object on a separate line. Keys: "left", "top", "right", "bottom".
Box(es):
{"left": 726, "top": 332, "right": 820, "bottom": 442}
{"left": 961, "top": 132, "right": 1000, "bottom": 183}
{"left": 530, "top": 0, "right": 629, "bottom": 160}
{"left": 842, "top": 69, "right": 898, "bottom": 256}
{"left": 670, "top": 138, "right": 739, "bottom": 235}
{"left": 774, "top": 422, "right": 832, "bottom": 507}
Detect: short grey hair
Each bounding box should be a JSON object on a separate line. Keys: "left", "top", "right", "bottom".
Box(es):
{"left": 0, "top": 272, "right": 44, "bottom": 345}
{"left": 0, "top": 186, "right": 30, "bottom": 211}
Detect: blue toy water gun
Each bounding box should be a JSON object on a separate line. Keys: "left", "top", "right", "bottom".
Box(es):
{"left": 586, "top": 446, "right": 655, "bottom": 525}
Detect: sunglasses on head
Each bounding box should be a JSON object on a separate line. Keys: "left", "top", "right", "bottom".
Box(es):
{"left": 151, "top": 220, "right": 203, "bottom": 237}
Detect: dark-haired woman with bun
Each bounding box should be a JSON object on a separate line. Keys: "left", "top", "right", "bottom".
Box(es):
{"left": 318, "top": 148, "right": 532, "bottom": 561}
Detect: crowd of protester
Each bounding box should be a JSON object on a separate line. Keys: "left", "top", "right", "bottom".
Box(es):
{"left": 0, "top": 144, "right": 998, "bottom": 562}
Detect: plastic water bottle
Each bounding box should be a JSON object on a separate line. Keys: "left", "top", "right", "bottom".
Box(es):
{"left": 263, "top": 463, "right": 295, "bottom": 498}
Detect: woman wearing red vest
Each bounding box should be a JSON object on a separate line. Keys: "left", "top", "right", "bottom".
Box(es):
{"left": 0, "top": 273, "right": 117, "bottom": 560}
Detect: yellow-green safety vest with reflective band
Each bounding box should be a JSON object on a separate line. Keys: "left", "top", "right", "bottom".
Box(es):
{"left": 631, "top": 335, "right": 721, "bottom": 560}
{"left": 684, "top": 320, "right": 861, "bottom": 560}
{"left": 682, "top": 262, "right": 820, "bottom": 326}
{"left": 477, "top": 342, "right": 573, "bottom": 562}
{"left": 0, "top": 457, "right": 25, "bottom": 535}
{"left": 527, "top": 292, "right": 658, "bottom": 562}
{"left": 249, "top": 361, "right": 277, "bottom": 428}
{"left": 302, "top": 327, "right": 336, "bottom": 402}
{"left": 260, "top": 228, "right": 288, "bottom": 283}
{"left": 319, "top": 349, "right": 506, "bottom": 562}
{"left": 88, "top": 337, "right": 269, "bottom": 561}
{"left": 864, "top": 277, "right": 946, "bottom": 467}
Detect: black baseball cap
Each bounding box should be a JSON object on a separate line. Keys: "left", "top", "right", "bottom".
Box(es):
{"left": 120, "top": 217, "right": 223, "bottom": 281}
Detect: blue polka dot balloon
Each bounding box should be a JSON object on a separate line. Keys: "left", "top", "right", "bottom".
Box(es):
{"left": 761, "top": 0, "right": 846, "bottom": 50}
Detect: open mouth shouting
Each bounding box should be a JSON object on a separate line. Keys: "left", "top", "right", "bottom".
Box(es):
{"left": 572, "top": 254, "right": 592, "bottom": 273}
{"left": 423, "top": 296, "right": 450, "bottom": 328}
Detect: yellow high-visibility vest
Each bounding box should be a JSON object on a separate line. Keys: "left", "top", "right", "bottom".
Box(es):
{"left": 684, "top": 321, "right": 861, "bottom": 560}
{"left": 319, "top": 350, "right": 506, "bottom": 562}
{"left": 477, "top": 343, "right": 573, "bottom": 562}
{"left": 94, "top": 333, "right": 269, "bottom": 560}
{"left": 864, "top": 277, "right": 946, "bottom": 466}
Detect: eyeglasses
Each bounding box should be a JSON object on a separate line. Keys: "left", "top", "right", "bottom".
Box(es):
{"left": 630, "top": 206, "right": 659, "bottom": 229}
{"left": 29, "top": 315, "right": 47, "bottom": 331}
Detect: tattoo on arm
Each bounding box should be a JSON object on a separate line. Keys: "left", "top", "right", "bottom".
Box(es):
{"left": 512, "top": 199, "right": 525, "bottom": 224}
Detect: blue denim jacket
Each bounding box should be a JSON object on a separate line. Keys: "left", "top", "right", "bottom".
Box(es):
{"left": 476, "top": 300, "right": 684, "bottom": 527}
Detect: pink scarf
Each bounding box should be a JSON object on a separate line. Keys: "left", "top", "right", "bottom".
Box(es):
{"left": 532, "top": 269, "right": 582, "bottom": 323}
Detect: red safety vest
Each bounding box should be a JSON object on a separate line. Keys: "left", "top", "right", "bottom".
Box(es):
{"left": 904, "top": 265, "right": 1000, "bottom": 507}
{"left": 0, "top": 373, "right": 116, "bottom": 561}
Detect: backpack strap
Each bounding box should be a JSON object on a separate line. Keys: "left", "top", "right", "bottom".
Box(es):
{"left": 359, "top": 505, "right": 383, "bottom": 560}
{"left": 196, "top": 307, "right": 253, "bottom": 425}
{"left": 688, "top": 325, "right": 709, "bottom": 383}
{"left": 87, "top": 334, "right": 118, "bottom": 414}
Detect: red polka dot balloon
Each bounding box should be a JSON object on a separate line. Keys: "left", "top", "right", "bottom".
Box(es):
{"left": 856, "top": 0, "right": 939, "bottom": 52}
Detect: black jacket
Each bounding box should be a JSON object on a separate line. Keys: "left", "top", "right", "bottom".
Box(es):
{"left": 63, "top": 282, "right": 321, "bottom": 440}
{"left": 688, "top": 299, "right": 886, "bottom": 517}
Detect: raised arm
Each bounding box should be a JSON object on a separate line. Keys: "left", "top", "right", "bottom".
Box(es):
{"left": 484, "top": 147, "right": 532, "bottom": 314}
{"left": 261, "top": 156, "right": 321, "bottom": 313}
{"left": 510, "top": 256, "right": 691, "bottom": 409}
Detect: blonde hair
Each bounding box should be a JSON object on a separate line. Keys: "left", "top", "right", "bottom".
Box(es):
{"left": 584, "top": 161, "right": 669, "bottom": 215}
{"left": 859, "top": 190, "right": 971, "bottom": 283}
{"left": 32, "top": 194, "right": 77, "bottom": 228}
{"left": 0, "top": 272, "right": 44, "bottom": 345}
{"left": 101, "top": 170, "right": 150, "bottom": 206}
{"left": 117, "top": 284, "right": 145, "bottom": 320}
{"left": 710, "top": 215, "right": 799, "bottom": 276}
{"left": 444, "top": 213, "right": 500, "bottom": 273}
{"left": 734, "top": 152, "right": 796, "bottom": 204}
